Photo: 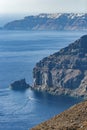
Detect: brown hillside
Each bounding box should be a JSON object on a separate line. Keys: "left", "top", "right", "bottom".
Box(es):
{"left": 31, "top": 100, "right": 87, "bottom": 130}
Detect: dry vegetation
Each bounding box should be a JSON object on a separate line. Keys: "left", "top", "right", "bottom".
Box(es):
{"left": 31, "top": 100, "right": 87, "bottom": 130}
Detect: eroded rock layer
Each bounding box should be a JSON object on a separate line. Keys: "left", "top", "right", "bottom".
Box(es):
{"left": 33, "top": 35, "right": 87, "bottom": 98}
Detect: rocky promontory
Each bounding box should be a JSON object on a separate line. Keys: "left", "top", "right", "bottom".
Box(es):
{"left": 33, "top": 35, "right": 87, "bottom": 98}
{"left": 31, "top": 100, "right": 87, "bottom": 130}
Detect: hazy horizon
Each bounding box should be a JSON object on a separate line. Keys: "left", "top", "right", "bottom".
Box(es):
{"left": 0, "top": 0, "right": 87, "bottom": 26}
{"left": 0, "top": 0, "right": 87, "bottom": 15}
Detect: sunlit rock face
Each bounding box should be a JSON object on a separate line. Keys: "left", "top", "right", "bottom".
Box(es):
{"left": 33, "top": 35, "right": 87, "bottom": 98}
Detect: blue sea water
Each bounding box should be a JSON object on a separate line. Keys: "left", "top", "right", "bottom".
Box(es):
{"left": 0, "top": 30, "right": 86, "bottom": 130}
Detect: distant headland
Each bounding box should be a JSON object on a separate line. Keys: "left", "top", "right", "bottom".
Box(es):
{"left": 1, "top": 13, "right": 87, "bottom": 31}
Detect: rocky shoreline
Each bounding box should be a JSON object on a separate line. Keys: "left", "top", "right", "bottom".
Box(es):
{"left": 33, "top": 35, "right": 87, "bottom": 98}
{"left": 8, "top": 35, "right": 87, "bottom": 130}
{"left": 9, "top": 35, "right": 87, "bottom": 99}
{"left": 11, "top": 35, "right": 87, "bottom": 98}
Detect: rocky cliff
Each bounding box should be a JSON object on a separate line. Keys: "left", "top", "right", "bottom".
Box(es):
{"left": 3, "top": 13, "right": 87, "bottom": 30}
{"left": 31, "top": 100, "right": 87, "bottom": 130}
{"left": 33, "top": 35, "right": 87, "bottom": 98}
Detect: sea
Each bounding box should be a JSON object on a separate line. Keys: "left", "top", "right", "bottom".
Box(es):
{"left": 0, "top": 30, "right": 86, "bottom": 130}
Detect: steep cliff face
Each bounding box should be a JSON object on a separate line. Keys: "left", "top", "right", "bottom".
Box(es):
{"left": 33, "top": 35, "right": 87, "bottom": 98}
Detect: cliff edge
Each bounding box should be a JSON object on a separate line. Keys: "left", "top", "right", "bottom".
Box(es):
{"left": 33, "top": 35, "right": 87, "bottom": 98}
{"left": 31, "top": 100, "right": 87, "bottom": 130}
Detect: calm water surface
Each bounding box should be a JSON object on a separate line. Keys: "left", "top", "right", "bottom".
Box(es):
{"left": 0, "top": 31, "right": 86, "bottom": 130}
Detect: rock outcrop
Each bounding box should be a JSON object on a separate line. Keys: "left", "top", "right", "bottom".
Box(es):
{"left": 10, "top": 79, "right": 30, "bottom": 90}
{"left": 31, "top": 100, "right": 87, "bottom": 130}
{"left": 3, "top": 13, "right": 87, "bottom": 30}
{"left": 33, "top": 35, "right": 87, "bottom": 98}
